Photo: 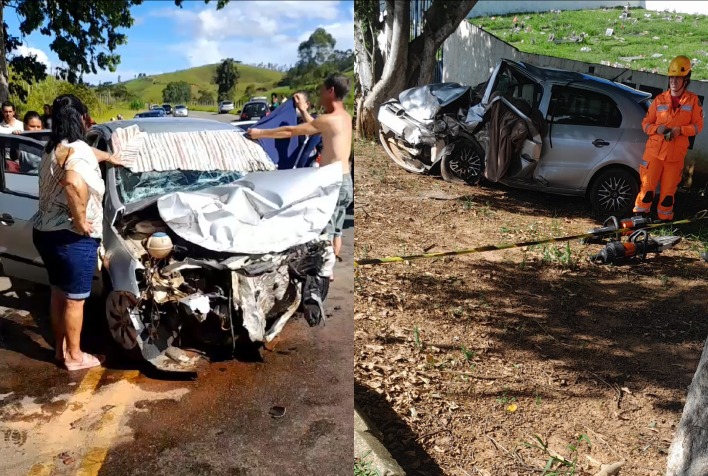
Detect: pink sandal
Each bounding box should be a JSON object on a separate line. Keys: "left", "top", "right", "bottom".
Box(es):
{"left": 64, "top": 353, "right": 104, "bottom": 371}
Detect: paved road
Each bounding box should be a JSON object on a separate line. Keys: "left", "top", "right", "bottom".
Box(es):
{"left": 0, "top": 215, "right": 353, "bottom": 475}
{"left": 186, "top": 110, "right": 240, "bottom": 123}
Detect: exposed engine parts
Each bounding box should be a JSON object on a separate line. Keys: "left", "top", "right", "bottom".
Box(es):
{"left": 111, "top": 205, "right": 334, "bottom": 370}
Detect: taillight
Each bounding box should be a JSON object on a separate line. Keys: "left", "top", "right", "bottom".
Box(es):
{"left": 241, "top": 114, "right": 247, "bottom": 119}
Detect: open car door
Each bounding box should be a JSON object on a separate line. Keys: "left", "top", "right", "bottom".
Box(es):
{"left": 479, "top": 61, "right": 545, "bottom": 182}
{"left": 0, "top": 133, "right": 48, "bottom": 284}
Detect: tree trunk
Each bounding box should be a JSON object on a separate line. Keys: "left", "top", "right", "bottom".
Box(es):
{"left": 0, "top": 1, "right": 9, "bottom": 103}
{"left": 666, "top": 335, "right": 708, "bottom": 475}
{"left": 360, "top": 0, "right": 409, "bottom": 139}
{"left": 357, "top": 0, "right": 477, "bottom": 139}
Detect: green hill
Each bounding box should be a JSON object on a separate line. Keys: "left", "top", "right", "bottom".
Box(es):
{"left": 470, "top": 7, "right": 708, "bottom": 80}
{"left": 121, "top": 63, "right": 285, "bottom": 104}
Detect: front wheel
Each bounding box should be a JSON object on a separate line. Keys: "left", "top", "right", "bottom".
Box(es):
{"left": 589, "top": 168, "right": 639, "bottom": 218}
{"left": 440, "top": 137, "right": 485, "bottom": 185}
{"left": 378, "top": 130, "right": 427, "bottom": 174}
{"left": 105, "top": 290, "right": 145, "bottom": 361}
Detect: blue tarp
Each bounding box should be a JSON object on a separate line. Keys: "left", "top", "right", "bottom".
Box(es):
{"left": 252, "top": 99, "right": 323, "bottom": 169}
{"left": 252, "top": 100, "right": 300, "bottom": 169}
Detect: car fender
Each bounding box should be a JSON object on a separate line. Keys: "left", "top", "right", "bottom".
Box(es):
{"left": 103, "top": 238, "right": 143, "bottom": 296}
{"left": 583, "top": 160, "right": 640, "bottom": 195}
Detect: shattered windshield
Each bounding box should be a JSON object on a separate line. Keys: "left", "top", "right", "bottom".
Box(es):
{"left": 115, "top": 168, "right": 245, "bottom": 204}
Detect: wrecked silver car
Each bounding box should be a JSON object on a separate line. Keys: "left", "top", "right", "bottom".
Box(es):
{"left": 379, "top": 58, "right": 653, "bottom": 217}
{"left": 0, "top": 118, "right": 340, "bottom": 371}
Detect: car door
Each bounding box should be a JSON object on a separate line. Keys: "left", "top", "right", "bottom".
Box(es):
{"left": 537, "top": 85, "right": 624, "bottom": 190}
{"left": 0, "top": 133, "right": 48, "bottom": 284}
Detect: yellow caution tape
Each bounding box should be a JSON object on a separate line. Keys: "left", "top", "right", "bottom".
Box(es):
{"left": 354, "top": 210, "right": 708, "bottom": 267}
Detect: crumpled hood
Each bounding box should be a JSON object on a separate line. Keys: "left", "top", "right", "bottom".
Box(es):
{"left": 156, "top": 163, "right": 343, "bottom": 255}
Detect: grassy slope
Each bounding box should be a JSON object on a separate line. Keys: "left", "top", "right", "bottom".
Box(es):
{"left": 121, "top": 63, "right": 284, "bottom": 104}
{"left": 102, "top": 64, "right": 355, "bottom": 119}
{"left": 470, "top": 7, "right": 708, "bottom": 80}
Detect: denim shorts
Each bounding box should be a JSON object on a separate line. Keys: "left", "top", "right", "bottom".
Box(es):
{"left": 32, "top": 228, "right": 100, "bottom": 300}
{"left": 325, "top": 173, "right": 353, "bottom": 238}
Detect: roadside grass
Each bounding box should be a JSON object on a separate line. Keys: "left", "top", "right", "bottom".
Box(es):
{"left": 470, "top": 7, "right": 708, "bottom": 79}
{"left": 354, "top": 452, "right": 381, "bottom": 476}
{"left": 522, "top": 434, "right": 591, "bottom": 475}
{"left": 93, "top": 105, "right": 136, "bottom": 123}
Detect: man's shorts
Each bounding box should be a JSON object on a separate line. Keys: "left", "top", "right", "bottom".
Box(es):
{"left": 33, "top": 228, "right": 100, "bottom": 300}
{"left": 325, "top": 173, "right": 353, "bottom": 238}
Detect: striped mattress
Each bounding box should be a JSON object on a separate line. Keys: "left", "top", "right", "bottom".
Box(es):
{"left": 112, "top": 124, "right": 276, "bottom": 173}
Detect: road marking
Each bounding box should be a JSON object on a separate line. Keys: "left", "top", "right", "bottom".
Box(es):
{"left": 24, "top": 366, "right": 106, "bottom": 476}
{"left": 74, "top": 370, "right": 141, "bottom": 476}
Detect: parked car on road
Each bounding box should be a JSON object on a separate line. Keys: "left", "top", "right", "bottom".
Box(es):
{"left": 218, "top": 101, "right": 235, "bottom": 114}
{"left": 174, "top": 104, "right": 188, "bottom": 117}
{"left": 378, "top": 58, "right": 653, "bottom": 217}
{"left": 239, "top": 100, "right": 270, "bottom": 121}
{"left": 161, "top": 104, "right": 172, "bottom": 115}
{"left": 0, "top": 118, "right": 338, "bottom": 372}
{"left": 135, "top": 109, "right": 166, "bottom": 118}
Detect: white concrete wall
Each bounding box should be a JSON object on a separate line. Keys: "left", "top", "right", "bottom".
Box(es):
{"left": 644, "top": 1, "right": 708, "bottom": 14}
{"left": 443, "top": 21, "right": 708, "bottom": 179}
{"left": 467, "top": 1, "right": 643, "bottom": 18}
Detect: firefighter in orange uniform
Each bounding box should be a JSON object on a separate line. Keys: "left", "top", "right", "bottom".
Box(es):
{"left": 634, "top": 56, "right": 704, "bottom": 220}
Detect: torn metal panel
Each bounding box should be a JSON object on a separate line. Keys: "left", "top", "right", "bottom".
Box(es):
{"left": 157, "top": 163, "right": 342, "bottom": 255}
{"left": 232, "top": 263, "right": 292, "bottom": 343}
{"left": 398, "top": 83, "right": 471, "bottom": 123}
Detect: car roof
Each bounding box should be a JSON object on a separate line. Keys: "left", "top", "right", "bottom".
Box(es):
{"left": 96, "top": 117, "right": 237, "bottom": 134}
{"left": 175, "top": 104, "right": 187, "bottom": 108}
{"left": 502, "top": 59, "right": 652, "bottom": 101}
{"left": 244, "top": 100, "right": 268, "bottom": 106}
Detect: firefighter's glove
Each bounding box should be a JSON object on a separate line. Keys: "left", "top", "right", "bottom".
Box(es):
{"left": 656, "top": 125, "right": 667, "bottom": 134}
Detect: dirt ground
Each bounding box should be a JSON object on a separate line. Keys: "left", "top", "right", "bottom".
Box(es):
{"left": 354, "top": 139, "right": 708, "bottom": 476}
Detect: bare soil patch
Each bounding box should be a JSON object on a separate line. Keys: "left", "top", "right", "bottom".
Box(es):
{"left": 354, "top": 139, "right": 708, "bottom": 476}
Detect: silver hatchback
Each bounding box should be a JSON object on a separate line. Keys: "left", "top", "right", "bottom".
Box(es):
{"left": 379, "top": 59, "right": 653, "bottom": 217}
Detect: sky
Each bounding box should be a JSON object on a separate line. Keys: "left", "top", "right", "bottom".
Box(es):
{"left": 5, "top": 0, "right": 354, "bottom": 84}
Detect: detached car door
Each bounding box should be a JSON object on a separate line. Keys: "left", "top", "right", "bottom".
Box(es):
{"left": 0, "top": 133, "right": 49, "bottom": 284}
{"left": 538, "top": 85, "right": 624, "bottom": 190}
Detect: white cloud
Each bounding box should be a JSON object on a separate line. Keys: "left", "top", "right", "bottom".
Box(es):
{"left": 158, "top": 0, "right": 352, "bottom": 67}
{"left": 12, "top": 45, "right": 51, "bottom": 69}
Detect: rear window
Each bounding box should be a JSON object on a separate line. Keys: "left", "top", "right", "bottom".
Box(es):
{"left": 222, "top": 102, "right": 233, "bottom": 106}
{"left": 244, "top": 103, "right": 267, "bottom": 115}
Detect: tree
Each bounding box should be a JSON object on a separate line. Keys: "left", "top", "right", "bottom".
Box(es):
{"left": 667, "top": 338, "right": 708, "bottom": 475}
{"left": 162, "top": 81, "right": 191, "bottom": 103}
{"left": 197, "top": 88, "right": 215, "bottom": 104}
{"left": 0, "top": 0, "right": 230, "bottom": 102}
{"left": 214, "top": 58, "right": 239, "bottom": 101}
{"left": 354, "top": 0, "right": 477, "bottom": 138}
{"left": 297, "top": 27, "right": 336, "bottom": 66}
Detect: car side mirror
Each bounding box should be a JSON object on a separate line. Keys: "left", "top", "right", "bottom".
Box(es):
{"left": 237, "top": 110, "right": 241, "bottom": 114}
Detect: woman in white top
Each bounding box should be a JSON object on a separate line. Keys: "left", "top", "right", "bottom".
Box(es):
{"left": 32, "top": 94, "right": 118, "bottom": 371}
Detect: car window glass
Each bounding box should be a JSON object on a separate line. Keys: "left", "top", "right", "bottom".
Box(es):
{"left": 1, "top": 139, "right": 41, "bottom": 196}
{"left": 492, "top": 64, "right": 543, "bottom": 110}
{"left": 550, "top": 86, "right": 623, "bottom": 128}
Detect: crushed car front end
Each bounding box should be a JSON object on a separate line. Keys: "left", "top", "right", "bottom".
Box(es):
{"left": 88, "top": 121, "right": 339, "bottom": 372}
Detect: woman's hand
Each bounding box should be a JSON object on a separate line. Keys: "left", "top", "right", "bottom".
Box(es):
{"left": 74, "top": 219, "right": 94, "bottom": 236}
{"left": 12, "top": 130, "right": 23, "bottom": 135}
{"left": 107, "top": 151, "right": 122, "bottom": 166}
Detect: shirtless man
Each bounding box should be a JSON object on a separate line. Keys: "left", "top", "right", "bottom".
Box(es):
{"left": 247, "top": 74, "right": 353, "bottom": 277}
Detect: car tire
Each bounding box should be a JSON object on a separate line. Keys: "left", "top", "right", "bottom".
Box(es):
{"left": 105, "top": 288, "right": 145, "bottom": 361}
{"left": 378, "top": 129, "right": 427, "bottom": 173}
{"left": 589, "top": 167, "right": 639, "bottom": 218}
{"left": 440, "top": 137, "right": 485, "bottom": 185}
